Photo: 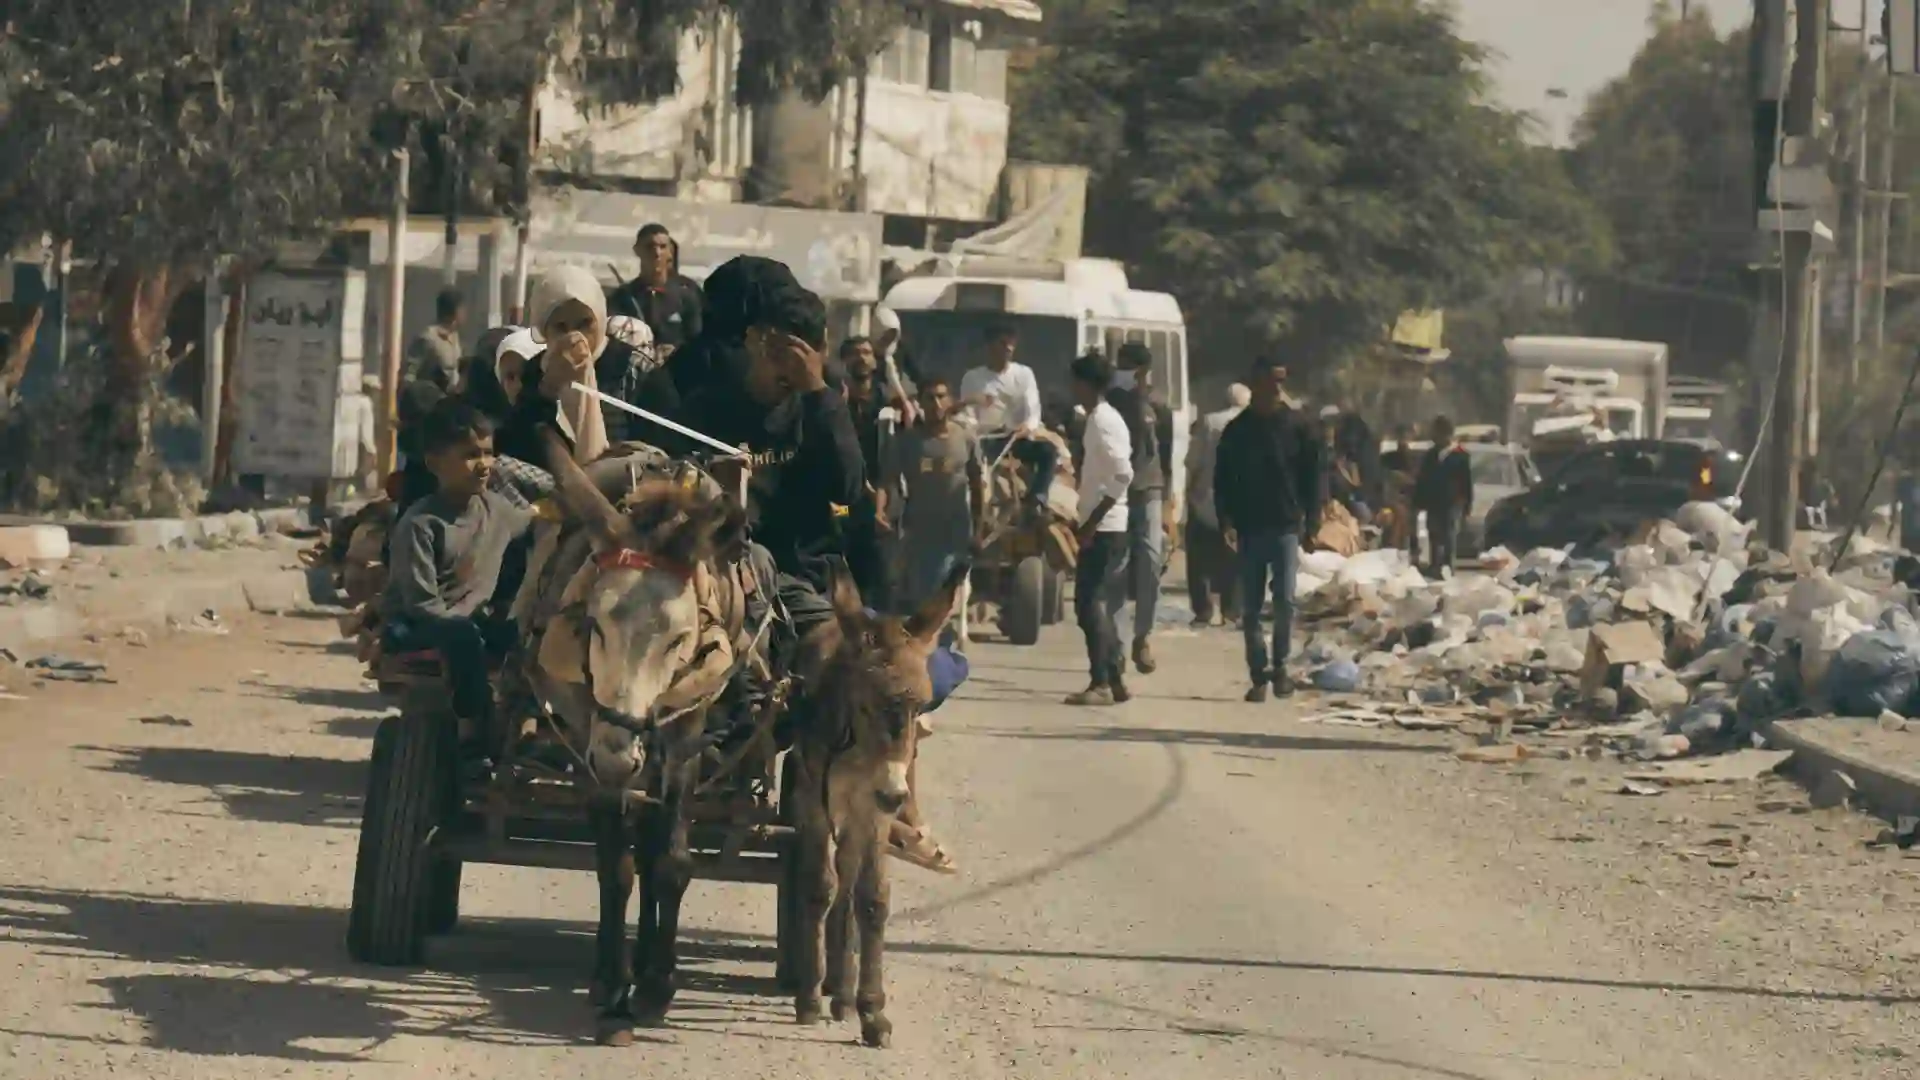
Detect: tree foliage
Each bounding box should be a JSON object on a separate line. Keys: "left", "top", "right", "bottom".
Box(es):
{"left": 1012, "top": 0, "right": 1605, "bottom": 374}
{"left": 1563, "top": 7, "right": 1754, "bottom": 377}
{"left": 0, "top": 0, "right": 901, "bottom": 270}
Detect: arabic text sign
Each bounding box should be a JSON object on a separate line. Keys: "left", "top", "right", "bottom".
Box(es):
{"left": 531, "top": 190, "right": 884, "bottom": 302}
{"left": 235, "top": 270, "right": 364, "bottom": 478}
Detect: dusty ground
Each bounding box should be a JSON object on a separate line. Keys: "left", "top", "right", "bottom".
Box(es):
{"left": 0, "top": 611, "right": 1916, "bottom": 1079}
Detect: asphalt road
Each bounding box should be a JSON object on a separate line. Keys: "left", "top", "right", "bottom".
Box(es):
{"left": 0, "top": 611, "right": 1915, "bottom": 1079}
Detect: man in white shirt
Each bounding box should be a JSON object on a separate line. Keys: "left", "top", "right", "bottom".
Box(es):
{"left": 961, "top": 324, "right": 1060, "bottom": 517}
{"left": 1065, "top": 351, "right": 1135, "bottom": 706}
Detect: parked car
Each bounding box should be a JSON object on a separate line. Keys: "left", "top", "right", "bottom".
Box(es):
{"left": 1483, "top": 439, "right": 1744, "bottom": 552}
{"left": 1459, "top": 443, "right": 1539, "bottom": 555}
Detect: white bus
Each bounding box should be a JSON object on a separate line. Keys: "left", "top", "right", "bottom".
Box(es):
{"left": 882, "top": 256, "right": 1193, "bottom": 508}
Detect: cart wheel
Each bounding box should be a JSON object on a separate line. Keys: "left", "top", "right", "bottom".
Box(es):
{"left": 424, "top": 859, "right": 463, "bottom": 936}
{"left": 1002, "top": 556, "right": 1046, "bottom": 646}
{"left": 775, "top": 751, "right": 802, "bottom": 990}
{"left": 1041, "top": 567, "right": 1065, "bottom": 626}
{"left": 347, "top": 689, "right": 455, "bottom": 966}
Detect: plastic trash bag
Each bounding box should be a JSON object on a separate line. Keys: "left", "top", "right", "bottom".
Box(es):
{"left": 1312, "top": 658, "right": 1362, "bottom": 693}
{"left": 1824, "top": 630, "right": 1920, "bottom": 718}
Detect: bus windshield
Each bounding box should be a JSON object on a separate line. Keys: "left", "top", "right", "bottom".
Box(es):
{"left": 896, "top": 312, "right": 1082, "bottom": 414}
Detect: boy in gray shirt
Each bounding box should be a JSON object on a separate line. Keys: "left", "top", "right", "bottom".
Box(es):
{"left": 879, "top": 377, "right": 985, "bottom": 607}
{"left": 384, "top": 398, "right": 535, "bottom": 742}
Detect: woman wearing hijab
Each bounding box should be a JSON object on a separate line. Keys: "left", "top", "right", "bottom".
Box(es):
{"left": 504, "top": 265, "right": 685, "bottom": 466}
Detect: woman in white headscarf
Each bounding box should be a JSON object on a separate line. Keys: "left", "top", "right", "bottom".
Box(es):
{"left": 506, "top": 265, "right": 685, "bottom": 467}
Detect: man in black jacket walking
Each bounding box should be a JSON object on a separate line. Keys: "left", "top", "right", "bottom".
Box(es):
{"left": 1214, "top": 358, "right": 1321, "bottom": 702}
{"left": 1413, "top": 415, "right": 1473, "bottom": 577}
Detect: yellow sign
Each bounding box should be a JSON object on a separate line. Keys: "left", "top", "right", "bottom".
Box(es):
{"left": 1390, "top": 310, "right": 1445, "bottom": 352}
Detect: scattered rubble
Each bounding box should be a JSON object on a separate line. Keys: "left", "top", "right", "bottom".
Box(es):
{"left": 1287, "top": 502, "right": 1920, "bottom": 774}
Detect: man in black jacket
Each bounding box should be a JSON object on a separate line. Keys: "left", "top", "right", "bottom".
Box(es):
{"left": 1413, "top": 415, "right": 1474, "bottom": 577}
{"left": 608, "top": 223, "right": 704, "bottom": 360}
{"left": 1214, "top": 357, "right": 1321, "bottom": 702}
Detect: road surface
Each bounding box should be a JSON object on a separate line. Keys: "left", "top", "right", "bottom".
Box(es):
{"left": 1, "top": 613, "right": 1916, "bottom": 1078}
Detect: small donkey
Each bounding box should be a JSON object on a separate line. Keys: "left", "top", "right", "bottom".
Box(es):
{"left": 786, "top": 559, "right": 968, "bottom": 1048}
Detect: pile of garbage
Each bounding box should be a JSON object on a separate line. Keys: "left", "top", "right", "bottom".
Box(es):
{"left": 1288, "top": 502, "right": 1920, "bottom": 761}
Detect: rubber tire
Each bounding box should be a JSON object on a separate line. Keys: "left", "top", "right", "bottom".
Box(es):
{"left": 424, "top": 860, "right": 463, "bottom": 936}
{"left": 774, "top": 750, "right": 802, "bottom": 991}
{"left": 1041, "top": 568, "right": 1065, "bottom": 626}
{"left": 346, "top": 695, "right": 454, "bottom": 966}
{"left": 1002, "top": 555, "right": 1046, "bottom": 646}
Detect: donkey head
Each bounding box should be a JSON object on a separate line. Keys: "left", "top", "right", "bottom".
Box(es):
{"left": 540, "top": 433, "right": 747, "bottom": 784}
{"left": 803, "top": 559, "right": 969, "bottom": 814}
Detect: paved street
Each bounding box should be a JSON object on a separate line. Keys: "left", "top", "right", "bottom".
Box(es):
{"left": 2, "top": 612, "right": 1918, "bottom": 1079}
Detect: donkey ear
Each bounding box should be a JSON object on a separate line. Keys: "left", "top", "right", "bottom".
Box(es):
{"left": 905, "top": 557, "right": 971, "bottom": 645}
{"left": 828, "top": 561, "right": 867, "bottom": 627}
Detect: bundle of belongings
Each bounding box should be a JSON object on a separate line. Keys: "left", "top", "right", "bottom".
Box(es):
{"left": 1314, "top": 498, "right": 1366, "bottom": 557}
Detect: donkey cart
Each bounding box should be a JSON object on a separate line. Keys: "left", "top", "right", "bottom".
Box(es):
{"left": 969, "top": 427, "right": 1075, "bottom": 646}
{"left": 344, "top": 649, "right": 808, "bottom": 986}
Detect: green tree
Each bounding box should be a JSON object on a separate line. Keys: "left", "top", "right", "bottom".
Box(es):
{"left": 1564, "top": 7, "right": 1754, "bottom": 377}
{"left": 1012, "top": 0, "right": 1604, "bottom": 378}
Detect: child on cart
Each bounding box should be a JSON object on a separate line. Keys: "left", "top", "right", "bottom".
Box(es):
{"left": 382, "top": 399, "right": 537, "bottom": 762}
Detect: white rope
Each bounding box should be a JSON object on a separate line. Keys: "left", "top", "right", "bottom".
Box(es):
{"left": 569, "top": 381, "right": 750, "bottom": 458}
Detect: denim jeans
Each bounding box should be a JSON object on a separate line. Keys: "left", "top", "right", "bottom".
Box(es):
{"left": 1237, "top": 530, "right": 1299, "bottom": 683}
{"left": 384, "top": 613, "right": 517, "bottom": 726}
{"left": 1075, "top": 530, "right": 1129, "bottom": 686}
{"left": 1106, "top": 494, "right": 1165, "bottom": 642}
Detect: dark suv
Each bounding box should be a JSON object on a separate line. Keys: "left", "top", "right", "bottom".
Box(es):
{"left": 1483, "top": 439, "right": 1744, "bottom": 552}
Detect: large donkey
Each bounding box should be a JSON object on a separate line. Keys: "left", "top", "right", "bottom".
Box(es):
{"left": 787, "top": 560, "right": 969, "bottom": 1048}
{"left": 521, "top": 432, "right": 755, "bottom": 1045}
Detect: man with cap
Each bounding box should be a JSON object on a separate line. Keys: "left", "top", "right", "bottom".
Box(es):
{"left": 608, "top": 223, "right": 704, "bottom": 361}
{"left": 1105, "top": 341, "right": 1176, "bottom": 674}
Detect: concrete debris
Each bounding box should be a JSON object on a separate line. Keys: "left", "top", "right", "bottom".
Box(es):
{"left": 1283, "top": 505, "right": 1920, "bottom": 771}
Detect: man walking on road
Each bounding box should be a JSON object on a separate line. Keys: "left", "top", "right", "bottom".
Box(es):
{"left": 1065, "top": 351, "right": 1135, "bottom": 707}
{"left": 1106, "top": 342, "right": 1175, "bottom": 672}
{"left": 1186, "top": 382, "right": 1248, "bottom": 627}
{"left": 1413, "top": 415, "right": 1473, "bottom": 578}
{"left": 879, "top": 376, "right": 985, "bottom": 610}
{"left": 1215, "top": 358, "right": 1320, "bottom": 702}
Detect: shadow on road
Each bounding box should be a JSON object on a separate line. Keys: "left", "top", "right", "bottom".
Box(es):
{"left": 276, "top": 639, "right": 361, "bottom": 657}
{"left": 322, "top": 714, "right": 385, "bottom": 739}
{"left": 79, "top": 745, "right": 367, "bottom": 828}
{"left": 975, "top": 724, "right": 1449, "bottom": 756}
{"left": 677, "top": 923, "right": 1920, "bottom": 1079}
{"left": 0, "top": 886, "right": 782, "bottom": 1058}
{"left": 246, "top": 682, "right": 390, "bottom": 712}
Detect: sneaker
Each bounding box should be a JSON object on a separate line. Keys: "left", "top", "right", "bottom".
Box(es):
{"left": 1110, "top": 678, "right": 1132, "bottom": 704}
{"left": 1132, "top": 638, "right": 1158, "bottom": 675}
{"left": 1244, "top": 683, "right": 1269, "bottom": 703}
{"left": 1064, "top": 684, "right": 1115, "bottom": 707}
{"left": 1189, "top": 616, "right": 1212, "bottom": 630}
{"left": 1272, "top": 672, "right": 1297, "bottom": 698}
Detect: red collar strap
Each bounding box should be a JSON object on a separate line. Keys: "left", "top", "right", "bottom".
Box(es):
{"left": 595, "top": 547, "right": 695, "bottom": 582}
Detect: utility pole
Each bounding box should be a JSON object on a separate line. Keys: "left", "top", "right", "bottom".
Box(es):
{"left": 1875, "top": 78, "right": 1898, "bottom": 358}
{"left": 379, "top": 149, "right": 410, "bottom": 481}
{"left": 1762, "top": 0, "right": 1831, "bottom": 551}
{"left": 1850, "top": 0, "right": 1872, "bottom": 383}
